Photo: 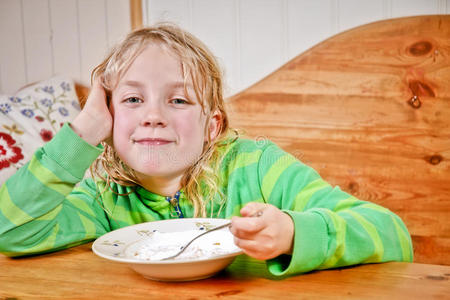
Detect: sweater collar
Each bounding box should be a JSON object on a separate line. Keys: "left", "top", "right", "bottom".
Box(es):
{"left": 136, "top": 187, "right": 186, "bottom": 210}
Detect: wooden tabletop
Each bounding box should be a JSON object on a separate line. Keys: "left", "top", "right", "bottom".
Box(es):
{"left": 1, "top": 243, "right": 449, "bottom": 299}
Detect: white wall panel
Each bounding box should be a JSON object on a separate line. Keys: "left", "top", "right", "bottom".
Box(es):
{"left": 240, "top": 0, "right": 284, "bottom": 89}
{"left": 50, "top": 0, "right": 81, "bottom": 81}
{"left": 147, "top": 0, "right": 192, "bottom": 31}
{"left": 22, "top": 0, "right": 53, "bottom": 84}
{"left": 391, "top": 0, "right": 440, "bottom": 17}
{"left": 77, "top": 0, "right": 108, "bottom": 84}
{"left": 106, "top": 0, "right": 131, "bottom": 48}
{"left": 0, "top": 0, "right": 27, "bottom": 94}
{"left": 0, "top": 0, "right": 446, "bottom": 95}
{"left": 338, "top": 0, "right": 385, "bottom": 32}
{"left": 143, "top": 0, "right": 448, "bottom": 96}
{"left": 0, "top": 0, "right": 130, "bottom": 94}
{"left": 191, "top": 0, "right": 236, "bottom": 94}
{"left": 287, "top": 0, "right": 334, "bottom": 60}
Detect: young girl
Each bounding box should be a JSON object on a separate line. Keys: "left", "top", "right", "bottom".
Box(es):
{"left": 0, "top": 24, "right": 412, "bottom": 277}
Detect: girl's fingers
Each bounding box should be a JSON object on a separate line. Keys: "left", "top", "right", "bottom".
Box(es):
{"left": 71, "top": 76, "right": 112, "bottom": 145}
{"left": 230, "top": 202, "right": 268, "bottom": 237}
{"left": 229, "top": 202, "right": 268, "bottom": 235}
{"left": 233, "top": 236, "right": 278, "bottom": 260}
{"left": 240, "top": 202, "right": 267, "bottom": 217}
{"left": 92, "top": 76, "right": 104, "bottom": 91}
{"left": 230, "top": 203, "right": 295, "bottom": 259}
{"left": 230, "top": 214, "right": 265, "bottom": 236}
{"left": 87, "top": 78, "right": 107, "bottom": 105}
{"left": 233, "top": 237, "right": 259, "bottom": 253}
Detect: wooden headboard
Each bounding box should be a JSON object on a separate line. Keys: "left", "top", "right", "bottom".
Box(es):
{"left": 74, "top": 82, "right": 90, "bottom": 107}
{"left": 227, "top": 15, "right": 450, "bottom": 265}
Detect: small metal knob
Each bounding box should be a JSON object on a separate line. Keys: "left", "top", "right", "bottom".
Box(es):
{"left": 409, "top": 95, "right": 421, "bottom": 108}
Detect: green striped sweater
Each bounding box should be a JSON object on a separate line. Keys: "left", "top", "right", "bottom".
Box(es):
{"left": 0, "top": 123, "right": 413, "bottom": 277}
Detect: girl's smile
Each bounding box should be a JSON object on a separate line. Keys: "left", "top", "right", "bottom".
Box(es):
{"left": 132, "top": 138, "right": 173, "bottom": 146}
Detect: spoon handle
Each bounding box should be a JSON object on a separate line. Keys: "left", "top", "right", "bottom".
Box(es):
{"left": 161, "top": 210, "right": 264, "bottom": 261}
{"left": 161, "top": 222, "right": 231, "bottom": 261}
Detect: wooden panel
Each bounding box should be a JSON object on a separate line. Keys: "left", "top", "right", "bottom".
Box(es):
{"left": 1, "top": 243, "right": 450, "bottom": 298}
{"left": 130, "top": 0, "right": 143, "bottom": 30}
{"left": 75, "top": 82, "right": 90, "bottom": 106}
{"left": 50, "top": 0, "right": 81, "bottom": 80}
{"left": 227, "top": 16, "right": 450, "bottom": 265}
{"left": 0, "top": 0, "right": 27, "bottom": 94}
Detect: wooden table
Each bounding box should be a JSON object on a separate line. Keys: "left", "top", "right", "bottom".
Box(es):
{"left": 1, "top": 243, "right": 449, "bottom": 299}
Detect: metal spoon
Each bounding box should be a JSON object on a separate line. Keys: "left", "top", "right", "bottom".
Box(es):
{"left": 161, "top": 221, "right": 231, "bottom": 260}
{"left": 161, "top": 210, "right": 263, "bottom": 261}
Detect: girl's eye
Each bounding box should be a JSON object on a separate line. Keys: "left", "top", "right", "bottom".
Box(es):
{"left": 124, "top": 97, "right": 142, "bottom": 104}
{"left": 171, "top": 98, "right": 188, "bottom": 105}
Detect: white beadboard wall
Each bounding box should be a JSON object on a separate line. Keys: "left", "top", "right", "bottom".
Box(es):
{"left": 1, "top": 0, "right": 449, "bottom": 96}
{"left": 0, "top": 0, "right": 131, "bottom": 94}
{"left": 144, "top": 0, "right": 450, "bottom": 96}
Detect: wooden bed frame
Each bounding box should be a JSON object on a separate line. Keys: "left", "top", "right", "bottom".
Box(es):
{"left": 227, "top": 15, "right": 450, "bottom": 265}
{"left": 76, "top": 15, "right": 450, "bottom": 265}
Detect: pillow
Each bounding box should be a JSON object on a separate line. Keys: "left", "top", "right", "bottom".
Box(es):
{"left": 0, "top": 76, "right": 81, "bottom": 185}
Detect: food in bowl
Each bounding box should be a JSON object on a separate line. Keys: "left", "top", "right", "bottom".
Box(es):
{"left": 92, "top": 218, "right": 243, "bottom": 281}
{"left": 132, "top": 229, "right": 240, "bottom": 261}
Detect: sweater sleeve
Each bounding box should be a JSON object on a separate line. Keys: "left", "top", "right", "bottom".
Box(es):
{"left": 256, "top": 142, "right": 413, "bottom": 277}
{"left": 0, "top": 123, "right": 110, "bottom": 257}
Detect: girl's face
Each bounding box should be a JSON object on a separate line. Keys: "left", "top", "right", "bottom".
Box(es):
{"left": 110, "top": 44, "right": 219, "bottom": 192}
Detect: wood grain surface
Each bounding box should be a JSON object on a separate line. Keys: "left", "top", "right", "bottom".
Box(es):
{"left": 1, "top": 243, "right": 449, "bottom": 299}
{"left": 226, "top": 15, "right": 450, "bottom": 265}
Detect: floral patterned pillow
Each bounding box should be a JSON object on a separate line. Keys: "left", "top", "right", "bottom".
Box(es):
{"left": 0, "top": 77, "right": 81, "bottom": 184}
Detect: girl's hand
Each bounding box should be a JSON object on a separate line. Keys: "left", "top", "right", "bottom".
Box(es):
{"left": 71, "top": 78, "right": 112, "bottom": 145}
{"left": 230, "top": 202, "right": 294, "bottom": 260}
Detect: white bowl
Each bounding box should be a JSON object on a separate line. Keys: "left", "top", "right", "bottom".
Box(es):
{"left": 92, "top": 218, "right": 242, "bottom": 281}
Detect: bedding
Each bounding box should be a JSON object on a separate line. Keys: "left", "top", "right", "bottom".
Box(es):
{"left": 0, "top": 77, "right": 81, "bottom": 184}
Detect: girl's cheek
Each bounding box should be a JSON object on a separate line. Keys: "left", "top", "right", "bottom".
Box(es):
{"left": 113, "top": 112, "right": 132, "bottom": 140}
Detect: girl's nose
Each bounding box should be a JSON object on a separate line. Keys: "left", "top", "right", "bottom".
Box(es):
{"left": 139, "top": 104, "right": 168, "bottom": 127}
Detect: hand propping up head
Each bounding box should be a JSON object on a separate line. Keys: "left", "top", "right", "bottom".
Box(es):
{"left": 230, "top": 202, "right": 294, "bottom": 260}
{"left": 71, "top": 78, "right": 113, "bottom": 146}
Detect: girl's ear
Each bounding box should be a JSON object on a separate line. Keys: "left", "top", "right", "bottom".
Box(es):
{"left": 207, "top": 110, "right": 222, "bottom": 141}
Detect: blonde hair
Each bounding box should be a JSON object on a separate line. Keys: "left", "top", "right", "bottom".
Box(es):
{"left": 88, "top": 24, "right": 234, "bottom": 217}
